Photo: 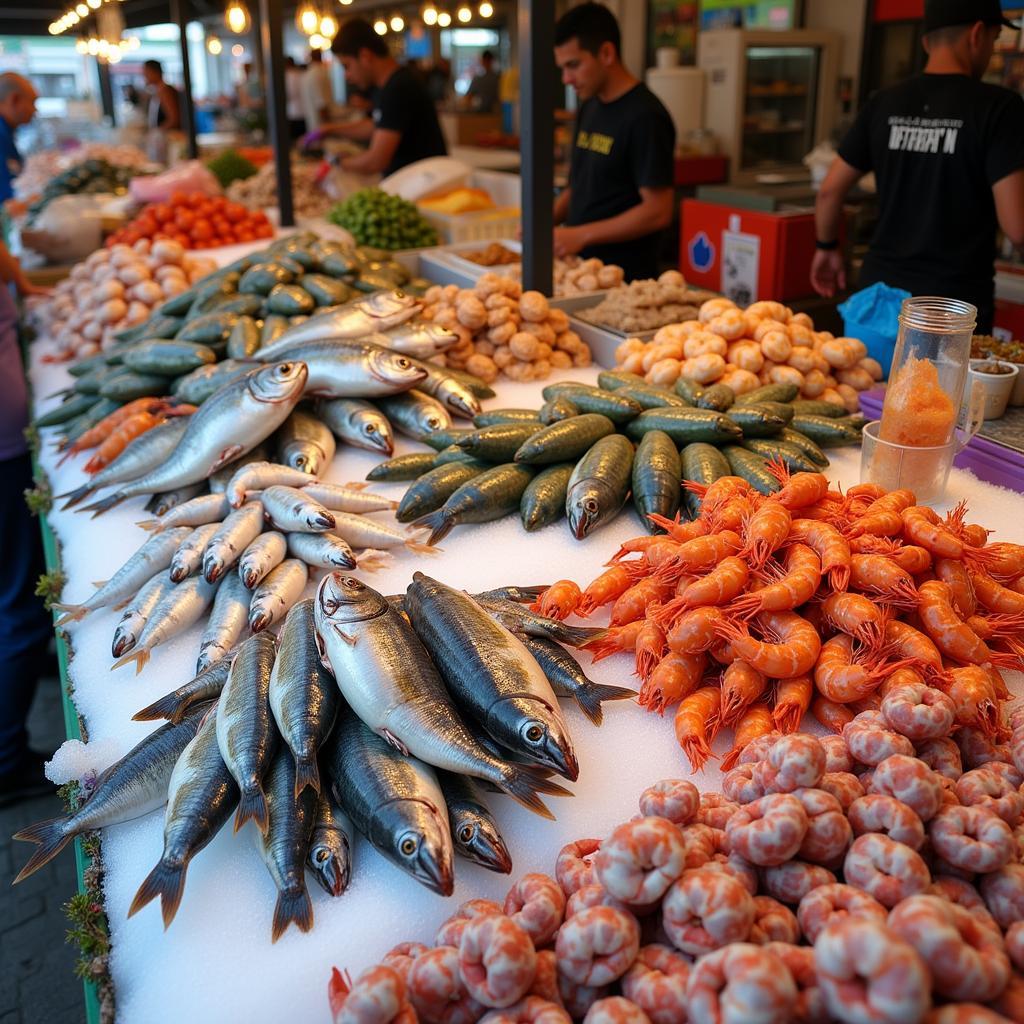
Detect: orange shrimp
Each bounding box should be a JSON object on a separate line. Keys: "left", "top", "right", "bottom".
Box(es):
{"left": 639, "top": 651, "right": 706, "bottom": 716}
{"left": 901, "top": 506, "right": 988, "bottom": 562}
{"left": 610, "top": 533, "right": 686, "bottom": 563}
{"left": 57, "top": 396, "right": 170, "bottom": 461}
{"left": 707, "top": 495, "right": 757, "bottom": 534}
{"left": 739, "top": 499, "right": 792, "bottom": 568}
{"left": 620, "top": 537, "right": 709, "bottom": 581}
{"left": 642, "top": 516, "right": 708, "bottom": 544}
{"left": 935, "top": 665, "right": 999, "bottom": 734}
{"left": 965, "top": 611, "right": 1024, "bottom": 643}
{"left": 84, "top": 411, "right": 167, "bottom": 473}
{"left": 977, "top": 543, "right": 1024, "bottom": 582}
{"left": 787, "top": 519, "right": 851, "bottom": 591}
{"left": 721, "top": 704, "right": 775, "bottom": 771}
{"left": 685, "top": 475, "right": 750, "bottom": 517}
{"left": 651, "top": 557, "right": 750, "bottom": 629}
{"left": 934, "top": 558, "right": 977, "bottom": 618}
{"left": 577, "top": 564, "right": 633, "bottom": 616}
{"left": 820, "top": 592, "right": 887, "bottom": 649}
{"left": 653, "top": 531, "right": 742, "bottom": 586}
{"left": 984, "top": 662, "right": 1012, "bottom": 701}
{"left": 878, "top": 666, "right": 925, "bottom": 697}
{"left": 883, "top": 620, "right": 945, "bottom": 682}
{"left": 715, "top": 610, "right": 822, "bottom": 678}
{"left": 846, "top": 483, "right": 889, "bottom": 502}
{"left": 888, "top": 545, "right": 932, "bottom": 576}
{"left": 811, "top": 694, "right": 855, "bottom": 734}
{"left": 849, "top": 554, "right": 919, "bottom": 608}
{"left": 970, "top": 571, "right": 1024, "bottom": 616}
{"left": 917, "top": 581, "right": 1020, "bottom": 668}
{"left": 847, "top": 534, "right": 901, "bottom": 555}
{"left": 666, "top": 606, "right": 729, "bottom": 655}
{"left": 769, "top": 464, "right": 830, "bottom": 511}
{"left": 847, "top": 489, "right": 916, "bottom": 538}
{"left": 944, "top": 500, "right": 990, "bottom": 548}
{"left": 850, "top": 692, "right": 882, "bottom": 715}
{"left": 772, "top": 674, "right": 813, "bottom": 734}
{"left": 673, "top": 686, "right": 722, "bottom": 772}
{"left": 581, "top": 620, "right": 645, "bottom": 662}
{"left": 731, "top": 544, "right": 821, "bottom": 619}
{"left": 610, "top": 577, "right": 674, "bottom": 627}
{"left": 634, "top": 614, "right": 667, "bottom": 683}
{"left": 813, "top": 633, "right": 915, "bottom": 704}
{"left": 530, "top": 580, "right": 582, "bottom": 620}
{"left": 720, "top": 660, "right": 767, "bottom": 726}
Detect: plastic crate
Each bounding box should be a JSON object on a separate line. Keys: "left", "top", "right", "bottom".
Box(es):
{"left": 418, "top": 206, "right": 520, "bottom": 245}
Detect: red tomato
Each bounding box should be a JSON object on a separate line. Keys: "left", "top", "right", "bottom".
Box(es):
{"left": 190, "top": 220, "right": 213, "bottom": 243}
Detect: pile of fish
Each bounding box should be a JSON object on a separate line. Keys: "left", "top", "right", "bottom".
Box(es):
{"left": 15, "top": 576, "right": 634, "bottom": 941}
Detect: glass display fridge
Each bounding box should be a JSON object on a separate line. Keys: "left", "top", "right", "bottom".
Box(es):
{"left": 697, "top": 28, "right": 841, "bottom": 183}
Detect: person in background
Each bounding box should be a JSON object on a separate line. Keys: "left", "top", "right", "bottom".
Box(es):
{"left": 811, "top": 0, "right": 1024, "bottom": 333}
{"left": 284, "top": 56, "right": 306, "bottom": 140}
{"left": 319, "top": 18, "right": 446, "bottom": 177}
{"left": 0, "top": 73, "right": 38, "bottom": 206}
{"left": 466, "top": 50, "right": 500, "bottom": 113}
{"left": 142, "top": 59, "right": 180, "bottom": 163}
{"left": 238, "top": 62, "right": 264, "bottom": 110}
{"left": 302, "top": 49, "right": 333, "bottom": 131}
{"left": 425, "top": 58, "right": 451, "bottom": 105}
{"left": 552, "top": 2, "right": 676, "bottom": 281}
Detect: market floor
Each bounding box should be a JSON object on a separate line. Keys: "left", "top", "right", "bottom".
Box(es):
{"left": 0, "top": 676, "right": 84, "bottom": 1024}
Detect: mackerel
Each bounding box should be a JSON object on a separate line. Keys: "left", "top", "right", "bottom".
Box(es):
{"left": 170, "top": 523, "right": 221, "bottom": 583}
{"left": 306, "top": 795, "right": 354, "bottom": 897}
{"left": 238, "top": 531, "right": 288, "bottom": 589}
{"left": 437, "top": 771, "right": 512, "bottom": 874}
{"left": 275, "top": 408, "right": 336, "bottom": 476}
{"left": 249, "top": 558, "right": 308, "bottom": 632}
{"left": 317, "top": 397, "right": 394, "bottom": 455}
{"left": 197, "top": 572, "right": 251, "bottom": 673}
{"left": 111, "top": 570, "right": 178, "bottom": 659}
{"left": 260, "top": 485, "right": 336, "bottom": 533}
{"left": 133, "top": 658, "right": 233, "bottom": 724}
{"left": 286, "top": 532, "right": 357, "bottom": 571}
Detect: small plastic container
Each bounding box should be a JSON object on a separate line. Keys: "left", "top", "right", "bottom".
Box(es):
{"left": 967, "top": 359, "right": 1019, "bottom": 419}
{"left": 860, "top": 422, "right": 957, "bottom": 505}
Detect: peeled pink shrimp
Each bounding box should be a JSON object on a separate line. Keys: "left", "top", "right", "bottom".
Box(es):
{"left": 565, "top": 885, "right": 632, "bottom": 920}
{"left": 922, "top": 1004, "right": 1015, "bottom": 1024}
{"left": 915, "top": 737, "right": 963, "bottom": 780}
{"left": 761, "top": 861, "right": 836, "bottom": 906}
{"left": 747, "top": 895, "right": 800, "bottom": 945}
{"left": 979, "top": 863, "right": 1024, "bottom": 929}
{"left": 722, "top": 764, "right": 766, "bottom": 805}
{"left": 528, "top": 950, "right": 561, "bottom": 1004}
{"left": 843, "top": 833, "right": 930, "bottom": 908}
{"left": 848, "top": 794, "right": 925, "bottom": 850}
{"left": 756, "top": 734, "right": 826, "bottom": 793}
{"left": 735, "top": 730, "right": 784, "bottom": 767}
{"left": 661, "top": 867, "right": 755, "bottom": 956}
{"left": 638, "top": 780, "right": 699, "bottom": 826}
{"left": 726, "top": 794, "right": 809, "bottom": 867}
{"left": 678, "top": 823, "right": 720, "bottom": 870}
{"left": 820, "top": 734, "right": 854, "bottom": 774}
{"left": 842, "top": 711, "right": 915, "bottom": 767}
{"left": 595, "top": 817, "right": 688, "bottom": 905}
{"left": 408, "top": 946, "right": 486, "bottom": 1024}
{"left": 880, "top": 683, "right": 956, "bottom": 741}
{"left": 557, "top": 975, "right": 609, "bottom": 1021}
{"left": 694, "top": 793, "right": 739, "bottom": 830}
{"left": 929, "top": 806, "right": 1015, "bottom": 874}
{"left": 1005, "top": 921, "right": 1024, "bottom": 973}
{"left": 888, "top": 894, "right": 1010, "bottom": 1003}
{"left": 554, "top": 906, "right": 640, "bottom": 987}
{"left": 816, "top": 772, "right": 865, "bottom": 811}
{"left": 459, "top": 914, "right": 537, "bottom": 1009}
{"left": 329, "top": 965, "right": 417, "bottom": 1024}
{"left": 382, "top": 943, "right": 430, "bottom": 986}
{"left": 685, "top": 942, "right": 797, "bottom": 1024}
{"left": 797, "top": 883, "right": 887, "bottom": 943}
{"left": 990, "top": 972, "right": 1024, "bottom": 1023}
{"left": 868, "top": 754, "right": 943, "bottom": 822}
{"left": 955, "top": 768, "right": 1024, "bottom": 827}
{"left": 792, "top": 788, "right": 853, "bottom": 865}
{"left": 813, "top": 918, "right": 931, "bottom": 1024}
{"left": 557, "top": 839, "right": 601, "bottom": 896}
{"left": 620, "top": 944, "right": 691, "bottom": 1024}
{"left": 479, "top": 997, "right": 572, "bottom": 1024}
{"left": 504, "top": 874, "right": 565, "bottom": 948}
{"left": 436, "top": 900, "right": 505, "bottom": 947}
{"left": 702, "top": 852, "right": 759, "bottom": 897}
{"left": 581, "top": 996, "right": 652, "bottom": 1024}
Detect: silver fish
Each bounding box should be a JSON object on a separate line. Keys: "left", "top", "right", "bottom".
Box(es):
{"left": 82, "top": 363, "right": 308, "bottom": 516}
{"left": 269, "top": 598, "right": 339, "bottom": 797}
{"left": 257, "top": 290, "right": 419, "bottom": 357}
{"left": 134, "top": 657, "right": 233, "bottom": 724}
{"left": 137, "top": 492, "right": 231, "bottom": 533}
{"left": 257, "top": 750, "right": 318, "bottom": 942}
{"left": 307, "top": 795, "right": 353, "bottom": 897}
{"left": 53, "top": 527, "right": 194, "bottom": 625}
{"left": 208, "top": 444, "right": 269, "bottom": 495}
{"left": 314, "top": 574, "right": 561, "bottom": 817}
{"left": 129, "top": 705, "right": 239, "bottom": 928}
{"left": 226, "top": 461, "right": 313, "bottom": 509}
{"left": 407, "top": 358, "right": 483, "bottom": 419}
{"left": 249, "top": 558, "right": 308, "bottom": 632}
{"left": 330, "top": 512, "right": 437, "bottom": 555}
{"left": 275, "top": 408, "right": 336, "bottom": 476}
{"left": 13, "top": 703, "right": 210, "bottom": 883}
{"left": 238, "top": 531, "right": 288, "bottom": 589}
{"left": 260, "top": 485, "right": 336, "bottom": 533}
{"left": 437, "top": 770, "right": 512, "bottom": 874}
{"left": 404, "top": 573, "right": 580, "bottom": 782}
{"left": 323, "top": 702, "right": 454, "bottom": 896}
{"left": 112, "top": 574, "right": 220, "bottom": 674}
{"left": 216, "top": 633, "right": 279, "bottom": 835}
{"left": 149, "top": 483, "right": 205, "bottom": 518}
{"left": 473, "top": 586, "right": 546, "bottom": 605}
{"left": 372, "top": 320, "right": 458, "bottom": 360}
{"left": 111, "top": 570, "right": 177, "bottom": 659}
{"left": 317, "top": 397, "right": 394, "bottom": 455}
{"left": 374, "top": 389, "right": 452, "bottom": 442}
{"left": 477, "top": 598, "right": 607, "bottom": 648}
{"left": 203, "top": 501, "right": 265, "bottom": 583}
{"left": 197, "top": 572, "right": 251, "bottom": 673}
{"left": 170, "top": 522, "right": 222, "bottom": 584}
{"left": 300, "top": 481, "right": 398, "bottom": 515}
{"left": 286, "top": 532, "right": 356, "bottom": 571}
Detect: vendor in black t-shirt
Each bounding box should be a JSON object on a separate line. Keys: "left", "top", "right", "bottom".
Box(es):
{"left": 553, "top": 3, "right": 676, "bottom": 282}
{"left": 812, "top": 0, "right": 1024, "bottom": 333}
{"left": 319, "top": 18, "right": 447, "bottom": 177}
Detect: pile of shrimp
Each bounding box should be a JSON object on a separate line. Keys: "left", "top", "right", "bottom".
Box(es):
{"left": 533, "top": 468, "right": 1024, "bottom": 774}
{"left": 327, "top": 711, "right": 1024, "bottom": 1024}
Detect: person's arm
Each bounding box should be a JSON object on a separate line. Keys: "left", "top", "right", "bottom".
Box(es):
{"left": 994, "top": 168, "right": 1024, "bottom": 248}
{"left": 342, "top": 128, "right": 401, "bottom": 174}
{"left": 0, "top": 242, "right": 48, "bottom": 297}
{"left": 161, "top": 84, "right": 181, "bottom": 131}
{"left": 553, "top": 187, "right": 572, "bottom": 226}
{"left": 313, "top": 118, "right": 376, "bottom": 143}
{"left": 810, "top": 156, "right": 863, "bottom": 298}
{"left": 553, "top": 186, "right": 673, "bottom": 256}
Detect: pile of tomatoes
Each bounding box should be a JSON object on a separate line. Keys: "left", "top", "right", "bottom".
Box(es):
{"left": 106, "top": 191, "right": 274, "bottom": 250}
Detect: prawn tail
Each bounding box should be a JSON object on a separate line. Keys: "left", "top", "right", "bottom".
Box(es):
{"left": 650, "top": 597, "right": 687, "bottom": 632}
{"left": 828, "top": 565, "right": 851, "bottom": 593}
{"left": 679, "top": 736, "right": 714, "bottom": 774}
{"left": 623, "top": 558, "right": 655, "bottom": 582}
{"left": 646, "top": 513, "right": 682, "bottom": 535}
{"left": 728, "top": 593, "right": 763, "bottom": 622}
{"left": 720, "top": 744, "right": 745, "bottom": 772}
{"left": 328, "top": 968, "right": 353, "bottom": 1020}
{"left": 581, "top": 632, "right": 628, "bottom": 663}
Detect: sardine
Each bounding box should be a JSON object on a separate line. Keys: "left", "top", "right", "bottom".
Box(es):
{"left": 249, "top": 558, "right": 308, "bottom": 632}
{"left": 13, "top": 703, "right": 210, "bottom": 882}
{"left": 437, "top": 771, "right": 512, "bottom": 874}
{"left": 129, "top": 705, "right": 239, "bottom": 927}
{"left": 476, "top": 598, "right": 606, "bottom": 648}
{"left": 238, "top": 531, "right": 288, "bottom": 589}
{"left": 472, "top": 586, "right": 546, "bottom": 605}
{"left": 518, "top": 635, "right": 635, "bottom": 727}
{"left": 81, "top": 363, "right": 308, "bottom": 516}
{"left": 374, "top": 389, "right": 452, "bottom": 441}
{"left": 317, "top": 397, "right": 394, "bottom": 455}
{"left": 134, "top": 658, "right": 233, "bottom": 724}
{"left": 137, "top": 492, "right": 231, "bottom": 533}
{"left": 149, "top": 483, "right": 205, "bottom": 518}
{"left": 404, "top": 573, "right": 579, "bottom": 782}
{"left": 226, "top": 461, "right": 313, "bottom": 508}
{"left": 216, "top": 633, "right": 278, "bottom": 834}
{"left": 323, "top": 703, "right": 454, "bottom": 895}
{"left": 197, "top": 572, "right": 251, "bottom": 673}
{"left": 566, "top": 434, "right": 635, "bottom": 540}
{"left": 208, "top": 444, "right": 269, "bottom": 495}
{"left": 170, "top": 522, "right": 222, "bottom": 583}
{"left": 286, "top": 532, "right": 357, "bottom": 571}
{"left": 54, "top": 527, "right": 194, "bottom": 625}
{"left": 269, "top": 599, "right": 339, "bottom": 797}
{"left": 314, "top": 574, "right": 561, "bottom": 816}
{"left": 275, "top": 408, "right": 336, "bottom": 476}
{"left": 203, "top": 501, "right": 265, "bottom": 583}
{"left": 330, "top": 511, "right": 438, "bottom": 555}
{"left": 257, "top": 750, "right": 317, "bottom": 941}
{"left": 260, "top": 485, "right": 336, "bottom": 533}
{"left": 406, "top": 358, "right": 482, "bottom": 419}
{"left": 300, "top": 481, "right": 398, "bottom": 515}
{"left": 111, "top": 570, "right": 177, "bottom": 659}
{"left": 306, "top": 795, "right": 353, "bottom": 897}
{"left": 375, "top": 320, "right": 459, "bottom": 360}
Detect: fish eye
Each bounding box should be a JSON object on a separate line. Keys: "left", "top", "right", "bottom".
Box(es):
{"left": 584, "top": 498, "right": 599, "bottom": 514}
{"left": 365, "top": 424, "right": 377, "bottom": 434}
{"left": 525, "top": 724, "right": 544, "bottom": 743}
{"left": 315, "top": 848, "right": 330, "bottom": 864}
{"left": 342, "top": 578, "right": 360, "bottom": 590}
{"left": 396, "top": 357, "right": 411, "bottom": 369}
{"left": 278, "top": 363, "right": 292, "bottom": 373}
{"left": 458, "top": 824, "right": 475, "bottom": 843}
{"left": 400, "top": 835, "right": 417, "bottom": 856}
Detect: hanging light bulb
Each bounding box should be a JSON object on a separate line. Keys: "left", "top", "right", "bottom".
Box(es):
{"left": 373, "top": 18, "right": 388, "bottom": 34}
{"left": 106, "top": 46, "right": 121, "bottom": 63}
{"left": 437, "top": 11, "right": 451, "bottom": 26}
{"left": 478, "top": 1, "right": 492, "bottom": 15}
{"left": 67, "top": 11, "right": 80, "bottom": 26}
{"left": 457, "top": 4, "right": 471, "bottom": 22}
{"left": 319, "top": 13, "right": 338, "bottom": 38}
{"left": 390, "top": 13, "right": 404, "bottom": 31}
{"left": 87, "top": 0, "right": 101, "bottom": 8}
{"left": 207, "top": 34, "right": 223, "bottom": 54}
{"left": 225, "top": 0, "right": 251, "bottom": 34}
{"left": 296, "top": 1, "right": 319, "bottom": 36}
{"left": 309, "top": 31, "right": 324, "bottom": 49}
{"left": 75, "top": 2, "right": 88, "bottom": 16}
{"left": 231, "top": 43, "right": 244, "bottom": 56}
{"left": 423, "top": 6, "right": 437, "bottom": 25}
{"left": 339, "top": 0, "right": 352, "bottom": 5}
{"left": 75, "top": 37, "right": 88, "bottom": 52}
{"left": 128, "top": 35, "right": 140, "bottom": 48}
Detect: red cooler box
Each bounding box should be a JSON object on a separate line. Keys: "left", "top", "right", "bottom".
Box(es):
{"left": 680, "top": 198, "right": 821, "bottom": 305}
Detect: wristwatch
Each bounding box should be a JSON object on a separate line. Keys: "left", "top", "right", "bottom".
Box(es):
{"left": 815, "top": 239, "right": 839, "bottom": 251}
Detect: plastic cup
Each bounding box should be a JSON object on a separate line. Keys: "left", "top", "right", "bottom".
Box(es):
{"left": 967, "top": 359, "right": 1019, "bottom": 420}
{"left": 860, "top": 422, "right": 956, "bottom": 505}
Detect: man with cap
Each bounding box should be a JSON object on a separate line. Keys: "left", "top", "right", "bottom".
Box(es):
{"left": 811, "top": 0, "right": 1024, "bottom": 333}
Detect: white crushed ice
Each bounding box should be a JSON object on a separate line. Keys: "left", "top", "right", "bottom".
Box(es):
{"left": 45, "top": 737, "right": 121, "bottom": 784}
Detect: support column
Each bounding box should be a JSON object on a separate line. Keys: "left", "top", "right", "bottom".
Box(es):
{"left": 170, "top": 0, "right": 198, "bottom": 158}
{"left": 258, "top": 0, "right": 294, "bottom": 226}
{"left": 97, "top": 60, "right": 116, "bottom": 126}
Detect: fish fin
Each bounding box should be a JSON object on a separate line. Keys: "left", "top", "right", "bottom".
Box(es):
{"left": 573, "top": 682, "right": 636, "bottom": 727}
{"left": 53, "top": 605, "right": 88, "bottom": 627}
{"left": 313, "top": 630, "right": 333, "bottom": 673}
{"left": 355, "top": 549, "right": 391, "bottom": 573}
{"left": 59, "top": 483, "right": 95, "bottom": 509}
{"left": 331, "top": 623, "right": 358, "bottom": 646}
{"left": 135, "top": 519, "right": 161, "bottom": 532}
{"left": 81, "top": 491, "right": 127, "bottom": 517}
{"left": 410, "top": 509, "right": 454, "bottom": 547}
{"left": 12, "top": 818, "right": 72, "bottom": 883}
{"left": 495, "top": 765, "right": 560, "bottom": 820}
{"left": 271, "top": 888, "right": 314, "bottom": 942}
{"left": 91, "top": 580, "right": 108, "bottom": 590}
{"left": 133, "top": 691, "right": 190, "bottom": 723}
{"left": 405, "top": 539, "right": 442, "bottom": 556}
{"left": 382, "top": 729, "right": 410, "bottom": 756}
{"left": 128, "top": 858, "right": 187, "bottom": 928}
{"left": 111, "top": 648, "right": 150, "bottom": 674}
{"left": 556, "top": 624, "right": 608, "bottom": 648}
{"left": 235, "top": 783, "right": 270, "bottom": 836}
{"left": 208, "top": 444, "right": 244, "bottom": 474}
{"left": 293, "top": 756, "right": 321, "bottom": 799}
{"left": 342, "top": 481, "right": 367, "bottom": 491}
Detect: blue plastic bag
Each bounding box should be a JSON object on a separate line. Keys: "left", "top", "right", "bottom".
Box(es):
{"left": 837, "top": 282, "right": 911, "bottom": 376}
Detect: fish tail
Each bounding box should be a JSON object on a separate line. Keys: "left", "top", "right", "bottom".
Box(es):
{"left": 355, "top": 549, "right": 390, "bottom": 573}
{"left": 111, "top": 648, "right": 150, "bottom": 674}
{"left": 405, "top": 533, "right": 442, "bottom": 556}
{"left": 135, "top": 519, "right": 162, "bottom": 532}
{"left": 411, "top": 509, "right": 454, "bottom": 546}
{"left": 132, "top": 691, "right": 188, "bottom": 723}
{"left": 128, "top": 858, "right": 188, "bottom": 928}
{"left": 293, "top": 756, "right": 321, "bottom": 799}
{"left": 82, "top": 491, "right": 127, "bottom": 517}
{"left": 12, "top": 818, "right": 72, "bottom": 883}
{"left": 495, "top": 764, "right": 567, "bottom": 820}
{"left": 575, "top": 682, "right": 636, "bottom": 727}
{"left": 52, "top": 604, "right": 88, "bottom": 627}
{"left": 235, "top": 783, "right": 270, "bottom": 835}
{"left": 59, "top": 483, "right": 96, "bottom": 509}
{"left": 557, "top": 624, "right": 608, "bottom": 647}
{"left": 271, "top": 888, "right": 314, "bottom": 942}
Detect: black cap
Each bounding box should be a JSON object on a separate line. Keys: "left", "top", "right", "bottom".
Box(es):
{"left": 924, "top": 0, "right": 1020, "bottom": 32}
